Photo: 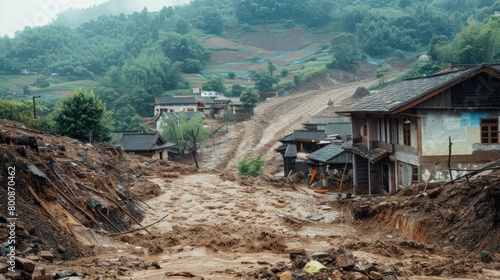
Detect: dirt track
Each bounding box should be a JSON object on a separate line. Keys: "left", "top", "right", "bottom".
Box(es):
{"left": 199, "top": 73, "right": 383, "bottom": 173}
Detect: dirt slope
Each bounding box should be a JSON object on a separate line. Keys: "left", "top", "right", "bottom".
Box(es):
{"left": 198, "top": 65, "right": 391, "bottom": 173}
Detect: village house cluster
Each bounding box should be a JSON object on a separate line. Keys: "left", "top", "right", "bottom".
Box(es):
{"left": 278, "top": 63, "right": 500, "bottom": 195}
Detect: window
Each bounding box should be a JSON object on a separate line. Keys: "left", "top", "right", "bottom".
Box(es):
{"left": 411, "top": 166, "right": 419, "bottom": 183}
{"left": 362, "top": 123, "right": 367, "bottom": 136}
{"left": 403, "top": 122, "right": 411, "bottom": 146}
{"left": 481, "top": 118, "right": 499, "bottom": 144}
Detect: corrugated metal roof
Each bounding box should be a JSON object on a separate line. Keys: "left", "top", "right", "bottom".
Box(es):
{"left": 337, "top": 64, "right": 500, "bottom": 114}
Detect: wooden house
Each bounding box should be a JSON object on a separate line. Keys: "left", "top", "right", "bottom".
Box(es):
{"left": 336, "top": 63, "right": 500, "bottom": 195}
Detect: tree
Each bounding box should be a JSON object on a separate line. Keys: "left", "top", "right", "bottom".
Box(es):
{"left": 202, "top": 76, "right": 225, "bottom": 92}
{"left": 161, "top": 113, "right": 209, "bottom": 166}
{"left": 237, "top": 156, "right": 265, "bottom": 177}
{"left": 175, "top": 18, "right": 189, "bottom": 34}
{"left": 399, "top": 0, "right": 412, "bottom": 11}
{"left": 249, "top": 69, "right": 278, "bottom": 92}
{"left": 54, "top": 89, "right": 114, "bottom": 142}
{"left": 203, "top": 10, "right": 224, "bottom": 35}
{"left": 267, "top": 60, "right": 277, "bottom": 76}
{"left": 230, "top": 84, "right": 244, "bottom": 97}
{"left": 375, "top": 64, "right": 394, "bottom": 84}
{"left": 240, "top": 88, "right": 260, "bottom": 114}
{"left": 328, "top": 32, "right": 359, "bottom": 71}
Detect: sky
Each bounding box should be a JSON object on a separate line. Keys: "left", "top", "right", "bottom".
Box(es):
{"left": 0, "top": 0, "right": 190, "bottom": 37}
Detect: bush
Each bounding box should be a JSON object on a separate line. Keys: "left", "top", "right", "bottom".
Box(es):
{"left": 283, "top": 20, "right": 295, "bottom": 28}
{"left": 237, "top": 156, "right": 265, "bottom": 177}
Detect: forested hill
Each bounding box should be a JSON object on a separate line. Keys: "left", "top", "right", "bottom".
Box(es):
{"left": 0, "top": 0, "right": 499, "bottom": 131}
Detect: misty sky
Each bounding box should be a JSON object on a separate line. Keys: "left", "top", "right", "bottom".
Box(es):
{"left": 0, "top": 0, "right": 190, "bottom": 38}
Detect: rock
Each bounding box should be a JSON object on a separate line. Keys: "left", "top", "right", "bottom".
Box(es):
{"left": 279, "top": 270, "right": 292, "bottom": 280}
{"left": 54, "top": 271, "right": 78, "bottom": 279}
{"left": 15, "top": 257, "right": 36, "bottom": 272}
{"left": 4, "top": 270, "right": 22, "bottom": 280}
{"left": 335, "top": 252, "right": 356, "bottom": 270}
{"left": 57, "top": 245, "right": 66, "bottom": 253}
{"left": 480, "top": 251, "right": 492, "bottom": 263}
{"left": 286, "top": 248, "right": 306, "bottom": 261}
{"left": 26, "top": 255, "right": 41, "bottom": 262}
{"left": 33, "top": 275, "right": 54, "bottom": 280}
{"left": 0, "top": 262, "right": 9, "bottom": 273}
{"left": 311, "top": 251, "right": 330, "bottom": 260}
{"left": 132, "top": 246, "right": 144, "bottom": 255}
{"left": 331, "top": 270, "right": 343, "bottom": 280}
{"left": 38, "top": 251, "right": 55, "bottom": 262}
{"left": 369, "top": 271, "right": 383, "bottom": 280}
{"left": 142, "top": 260, "right": 161, "bottom": 269}
{"left": 382, "top": 275, "right": 398, "bottom": 280}
{"left": 351, "top": 272, "right": 369, "bottom": 280}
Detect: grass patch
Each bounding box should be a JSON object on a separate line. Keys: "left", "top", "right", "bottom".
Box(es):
{"left": 31, "top": 80, "right": 102, "bottom": 93}
{"left": 0, "top": 75, "right": 38, "bottom": 92}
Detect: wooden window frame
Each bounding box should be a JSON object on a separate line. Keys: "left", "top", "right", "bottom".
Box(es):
{"left": 480, "top": 118, "right": 499, "bottom": 144}
{"left": 411, "top": 166, "right": 419, "bottom": 183}
{"left": 403, "top": 122, "right": 411, "bottom": 146}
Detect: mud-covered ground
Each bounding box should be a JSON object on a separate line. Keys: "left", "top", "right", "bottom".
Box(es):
{"left": 1, "top": 63, "right": 499, "bottom": 279}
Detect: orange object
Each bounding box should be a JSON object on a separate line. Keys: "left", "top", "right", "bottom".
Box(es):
{"left": 308, "top": 170, "right": 317, "bottom": 186}
{"left": 314, "top": 189, "right": 328, "bottom": 194}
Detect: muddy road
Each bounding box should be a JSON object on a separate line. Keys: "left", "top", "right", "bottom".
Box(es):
{"left": 198, "top": 74, "right": 383, "bottom": 174}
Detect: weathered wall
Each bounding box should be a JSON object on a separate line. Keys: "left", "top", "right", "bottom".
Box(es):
{"left": 420, "top": 110, "right": 500, "bottom": 156}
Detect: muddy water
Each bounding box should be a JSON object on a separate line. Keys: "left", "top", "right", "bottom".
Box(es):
{"left": 127, "top": 173, "right": 353, "bottom": 278}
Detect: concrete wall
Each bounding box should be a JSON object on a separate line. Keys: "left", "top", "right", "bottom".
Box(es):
{"left": 420, "top": 110, "right": 500, "bottom": 156}
{"left": 154, "top": 105, "right": 197, "bottom": 115}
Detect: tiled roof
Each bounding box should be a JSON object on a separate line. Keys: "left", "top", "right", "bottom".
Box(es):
{"left": 337, "top": 64, "right": 500, "bottom": 114}
{"left": 155, "top": 96, "right": 197, "bottom": 105}
{"left": 211, "top": 104, "right": 227, "bottom": 109}
{"left": 307, "top": 144, "right": 350, "bottom": 163}
{"left": 284, "top": 144, "right": 297, "bottom": 157}
{"left": 343, "top": 144, "right": 388, "bottom": 163}
{"left": 111, "top": 132, "right": 174, "bottom": 152}
{"left": 195, "top": 96, "right": 214, "bottom": 104}
{"left": 164, "top": 111, "right": 205, "bottom": 120}
{"left": 304, "top": 116, "right": 351, "bottom": 125}
{"left": 325, "top": 123, "right": 352, "bottom": 139}
{"left": 435, "top": 63, "right": 500, "bottom": 74}
{"left": 279, "top": 130, "right": 326, "bottom": 142}
{"left": 228, "top": 97, "right": 243, "bottom": 106}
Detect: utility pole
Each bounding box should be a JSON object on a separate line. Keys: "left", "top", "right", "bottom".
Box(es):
{"left": 32, "top": 95, "right": 41, "bottom": 118}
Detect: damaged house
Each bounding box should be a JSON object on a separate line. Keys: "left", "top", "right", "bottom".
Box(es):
{"left": 336, "top": 63, "right": 500, "bottom": 195}
{"left": 277, "top": 130, "right": 328, "bottom": 175}
{"left": 111, "top": 131, "right": 175, "bottom": 160}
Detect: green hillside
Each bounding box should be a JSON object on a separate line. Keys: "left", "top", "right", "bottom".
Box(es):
{"left": 1, "top": 0, "right": 499, "bottom": 131}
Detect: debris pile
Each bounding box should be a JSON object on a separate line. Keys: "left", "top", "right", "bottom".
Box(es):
{"left": 0, "top": 119, "right": 165, "bottom": 260}
{"left": 247, "top": 247, "right": 399, "bottom": 280}
{"left": 350, "top": 169, "right": 500, "bottom": 253}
